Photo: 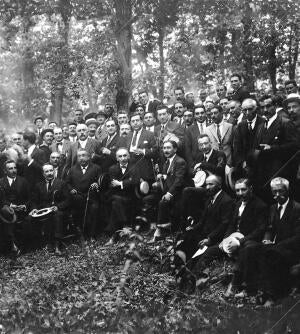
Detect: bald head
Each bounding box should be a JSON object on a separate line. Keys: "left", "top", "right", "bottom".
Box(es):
{"left": 76, "top": 124, "right": 88, "bottom": 140}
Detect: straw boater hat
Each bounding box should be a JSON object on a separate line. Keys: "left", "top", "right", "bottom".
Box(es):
{"left": 284, "top": 93, "right": 300, "bottom": 105}
{"left": 85, "top": 118, "right": 100, "bottom": 127}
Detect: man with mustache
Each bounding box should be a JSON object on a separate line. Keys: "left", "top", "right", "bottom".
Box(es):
{"left": 229, "top": 177, "right": 300, "bottom": 306}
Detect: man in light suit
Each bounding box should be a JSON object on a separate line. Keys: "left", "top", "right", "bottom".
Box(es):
{"left": 51, "top": 127, "right": 71, "bottom": 163}
{"left": 66, "top": 124, "right": 100, "bottom": 168}
{"left": 204, "top": 105, "right": 233, "bottom": 166}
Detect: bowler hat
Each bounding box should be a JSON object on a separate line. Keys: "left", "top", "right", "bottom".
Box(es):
{"left": 0, "top": 205, "right": 16, "bottom": 224}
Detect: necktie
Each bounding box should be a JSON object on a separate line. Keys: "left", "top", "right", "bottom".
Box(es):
{"left": 11, "top": 178, "right": 16, "bottom": 187}
{"left": 57, "top": 142, "right": 63, "bottom": 152}
{"left": 106, "top": 136, "right": 111, "bottom": 147}
{"left": 203, "top": 155, "right": 207, "bottom": 162}
{"left": 161, "top": 124, "right": 165, "bottom": 135}
{"left": 47, "top": 180, "right": 52, "bottom": 192}
{"left": 216, "top": 124, "right": 222, "bottom": 144}
{"left": 199, "top": 122, "right": 203, "bottom": 133}
{"left": 164, "top": 159, "right": 170, "bottom": 174}
{"left": 131, "top": 131, "right": 137, "bottom": 147}
{"left": 82, "top": 167, "right": 87, "bottom": 174}
{"left": 121, "top": 166, "right": 126, "bottom": 174}
{"left": 248, "top": 122, "right": 252, "bottom": 132}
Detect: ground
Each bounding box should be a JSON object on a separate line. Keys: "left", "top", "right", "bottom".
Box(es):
{"left": 0, "top": 231, "right": 299, "bottom": 334}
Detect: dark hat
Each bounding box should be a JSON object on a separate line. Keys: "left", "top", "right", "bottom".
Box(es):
{"left": 0, "top": 205, "right": 16, "bottom": 224}
{"left": 40, "top": 128, "right": 54, "bottom": 138}
{"left": 34, "top": 115, "right": 43, "bottom": 124}
{"left": 96, "top": 111, "right": 107, "bottom": 118}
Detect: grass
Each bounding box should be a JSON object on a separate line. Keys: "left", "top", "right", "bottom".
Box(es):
{"left": 0, "top": 232, "right": 299, "bottom": 333}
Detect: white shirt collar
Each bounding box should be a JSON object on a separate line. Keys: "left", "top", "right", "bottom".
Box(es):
{"left": 204, "top": 149, "right": 213, "bottom": 161}
{"left": 212, "top": 190, "right": 222, "bottom": 204}
{"left": 278, "top": 198, "right": 289, "bottom": 218}
{"left": 27, "top": 144, "right": 36, "bottom": 157}
{"left": 248, "top": 115, "right": 257, "bottom": 128}
{"left": 7, "top": 176, "right": 16, "bottom": 185}
{"left": 167, "top": 154, "right": 176, "bottom": 171}
{"left": 267, "top": 114, "right": 277, "bottom": 128}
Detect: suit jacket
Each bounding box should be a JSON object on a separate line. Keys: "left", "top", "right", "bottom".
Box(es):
{"left": 107, "top": 162, "right": 138, "bottom": 198}
{"left": 144, "top": 100, "right": 161, "bottom": 117}
{"left": 154, "top": 121, "right": 185, "bottom": 146}
{"left": 0, "top": 176, "right": 30, "bottom": 209}
{"left": 118, "top": 129, "right": 158, "bottom": 181}
{"left": 264, "top": 200, "right": 300, "bottom": 255}
{"left": 233, "top": 115, "right": 265, "bottom": 168}
{"left": 232, "top": 86, "right": 250, "bottom": 103}
{"left": 39, "top": 144, "right": 52, "bottom": 162}
{"left": 190, "top": 149, "right": 226, "bottom": 177}
{"left": 93, "top": 134, "right": 120, "bottom": 172}
{"left": 224, "top": 195, "right": 267, "bottom": 243}
{"left": 51, "top": 139, "right": 72, "bottom": 157}
{"left": 194, "top": 191, "right": 234, "bottom": 244}
{"left": 32, "top": 178, "right": 70, "bottom": 211}
{"left": 254, "top": 117, "right": 299, "bottom": 181}
{"left": 161, "top": 154, "right": 187, "bottom": 197}
{"left": 204, "top": 122, "right": 233, "bottom": 166}
{"left": 185, "top": 121, "right": 208, "bottom": 168}
{"left": 66, "top": 162, "right": 101, "bottom": 195}
{"left": 17, "top": 147, "right": 47, "bottom": 191}
{"left": 66, "top": 138, "right": 101, "bottom": 167}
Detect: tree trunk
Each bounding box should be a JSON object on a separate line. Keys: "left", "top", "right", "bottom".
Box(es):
{"left": 241, "top": 2, "right": 255, "bottom": 91}
{"left": 267, "top": 36, "right": 277, "bottom": 93}
{"left": 288, "top": 23, "right": 299, "bottom": 80}
{"left": 158, "top": 26, "right": 165, "bottom": 101}
{"left": 51, "top": 0, "right": 71, "bottom": 124}
{"left": 113, "top": 0, "right": 132, "bottom": 110}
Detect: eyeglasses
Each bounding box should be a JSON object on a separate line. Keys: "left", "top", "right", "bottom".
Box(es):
{"left": 242, "top": 107, "right": 255, "bottom": 112}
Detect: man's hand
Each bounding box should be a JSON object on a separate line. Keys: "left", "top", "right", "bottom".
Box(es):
{"left": 111, "top": 179, "right": 122, "bottom": 188}
{"left": 198, "top": 238, "right": 209, "bottom": 247}
{"left": 51, "top": 206, "right": 58, "bottom": 212}
{"left": 162, "top": 192, "right": 173, "bottom": 201}
{"left": 262, "top": 239, "right": 273, "bottom": 245}
{"left": 90, "top": 182, "right": 99, "bottom": 190}
{"left": 102, "top": 148, "right": 111, "bottom": 155}
{"left": 218, "top": 241, "right": 224, "bottom": 251}
{"left": 226, "top": 240, "right": 240, "bottom": 253}
{"left": 194, "top": 163, "right": 202, "bottom": 171}
{"left": 70, "top": 189, "right": 77, "bottom": 195}
{"left": 186, "top": 226, "right": 194, "bottom": 231}
{"left": 260, "top": 144, "right": 271, "bottom": 150}
{"left": 29, "top": 209, "right": 38, "bottom": 216}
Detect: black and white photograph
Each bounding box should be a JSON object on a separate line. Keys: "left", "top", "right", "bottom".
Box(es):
{"left": 0, "top": 0, "right": 299, "bottom": 332}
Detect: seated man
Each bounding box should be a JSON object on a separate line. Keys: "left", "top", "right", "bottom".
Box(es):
{"left": 181, "top": 134, "right": 226, "bottom": 223}
{"left": 30, "top": 163, "right": 70, "bottom": 255}
{"left": 175, "top": 175, "right": 234, "bottom": 268}
{"left": 66, "top": 149, "right": 101, "bottom": 239}
{"left": 0, "top": 160, "right": 30, "bottom": 255}
{"left": 228, "top": 177, "right": 300, "bottom": 305}
{"left": 191, "top": 178, "right": 267, "bottom": 278}
{"left": 104, "top": 148, "right": 138, "bottom": 244}
{"left": 140, "top": 140, "right": 187, "bottom": 239}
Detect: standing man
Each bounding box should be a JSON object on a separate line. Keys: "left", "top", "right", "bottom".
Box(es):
{"left": 51, "top": 127, "right": 71, "bottom": 159}
{"left": 39, "top": 129, "right": 54, "bottom": 161}
{"left": 143, "top": 111, "right": 156, "bottom": 132}
{"left": 204, "top": 105, "right": 233, "bottom": 166}
{"left": 139, "top": 90, "right": 160, "bottom": 116}
{"left": 68, "top": 122, "right": 78, "bottom": 143}
{"left": 119, "top": 113, "right": 157, "bottom": 184}
{"left": 74, "top": 109, "right": 85, "bottom": 125}
{"left": 66, "top": 124, "right": 100, "bottom": 168}
{"left": 230, "top": 74, "right": 250, "bottom": 103}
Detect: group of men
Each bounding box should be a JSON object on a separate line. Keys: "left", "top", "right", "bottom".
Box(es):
{"left": 0, "top": 74, "right": 300, "bottom": 304}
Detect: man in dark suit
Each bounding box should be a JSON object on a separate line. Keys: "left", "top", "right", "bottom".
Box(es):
{"left": 30, "top": 163, "right": 70, "bottom": 254}
{"left": 50, "top": 127, "right": 71, "bottom": 162}
{"left": 0, "top": 160, "right": 30, "bottom": 255}
{"left": 254, "top": 95, "right": 299, "bottom": 201}
{"left": 230, "top": 74, "right": 250, "bottom": 103}
{"left": 104, "top": 148, "right": 138, "bottom": 244}
{"left": 233, "top": 98, "right": 266, "bottom": 175}
{"left": 176, "top": 175, "right": 234, "bottom": 265}
{"left": 154, "top": 106, "right": 185, "bottom": 160}
{"left": 229, "top": 177, "right": 300, "bottom": 305}
{"left": 18, "top": 131, "right": 47, "bottom": 193}
{"left": 39, "top": 129, "right": 54, "bottom": 162}
{"left": 185, "top": 105, "right": 209, "bottom": 168}
{"left": 181, "top": 134, "right": 227, "bottom": 222}
{"left": 140, "top": 140, "right": 187, "bottom": 239}
{"left": 191, "top": 178, "right": 267, "bottom": 278}
{"left": 66, "top": 124, "right": 100, "bottom": 168}
{"left": 66, "top": 149, "right": 101, "bottom": 239}
{"left": 49, "top": 152, "right": 66, "bottom": 180}
{"left": 118, "top": 113, "right": 157, "bottom": 183}
{"left": 93, "top": 119, "right": 120, "bottom": 172}
{"left": 143, "top": 111, "right": 156, "bottom": 132}
{"left": 139, "top": 89, "right": 161, "bottom": 117}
